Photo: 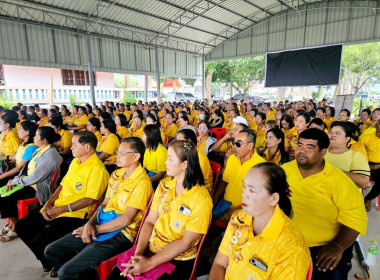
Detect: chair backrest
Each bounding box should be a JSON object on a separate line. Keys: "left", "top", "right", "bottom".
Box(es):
{"left": 210, "top": 127, "right": 226, "bottom": 141}
{"left": 165, "top": 136, "right": 169, "bottom": 147}
{"left": 51, "top": 157, "right": 63, "bottom": 193}
{"left": 209, "top": 160, "right": 221, "bottom": 194}
{"left": 306, "top": 259, "right": 313, "bottom": 280}
{"left": 134, "top": 192, "right": 154, "bottom": 243}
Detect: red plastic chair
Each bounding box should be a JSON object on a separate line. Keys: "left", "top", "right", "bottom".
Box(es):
{"left": 209, "top": 160, "right": 221, "bottom": 195}
{"left": 307, "top": 259, "right": 313, "bottom": 280}
{"left": 97, "top": 192, "right": 154, "bottom": 280}
{"left": 210, "top": 128, "right": 227, "bottom": 141}
{"left": 206, "top": 219, "right": 228, "bottom": 257}
{"left": 165, "top": 136, "right": 169, "bottom": 147}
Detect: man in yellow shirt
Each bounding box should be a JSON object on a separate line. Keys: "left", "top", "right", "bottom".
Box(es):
{"left": 45, "top": 137, "right": 153, "bottom": 279}
{"left": 282, "top": 128, "right": 367, "bottom": 280}
{"left": 360, "top": 120, "right": 380, "bottom": 211}
{"left": 15, "top": 131, "right": 110, "bottom": 271}
{"left": 213, "top": 129, "right": 266, "bottom": 222}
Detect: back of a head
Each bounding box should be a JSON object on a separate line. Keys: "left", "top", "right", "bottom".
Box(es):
{"left": 298, "top": 128, "right": 330, "bottom": 151}
{"left": 102, "top": 119, "right": 117, "bottom": 134}
{"left": 143, "top": 124, "right": 163, "bottom": 150}
{"left": 177, "top": 129, "right": 197, "bottom": 145}
{"left": 75, "top": 131, "right": 98, "bottom": 150}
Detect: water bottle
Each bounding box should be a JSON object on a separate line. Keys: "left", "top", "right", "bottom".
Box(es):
{"left": 367, "top": 240, "right": 378, "bottom": 266}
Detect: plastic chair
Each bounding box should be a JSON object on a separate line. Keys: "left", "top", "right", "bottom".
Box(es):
{"left": 165, "top": 136, "right": 169, "bottom": 147}
{"left": 206, "top": 219, "right": 228, "bottom": 257}
{"left": 307, "top": 259, "right": 313, "bottom": 280}
{"left": 96, "top": 192, "right": 154, "bottom": 280}
{"left": 209, "top": 160, "right": 221, "bottom": 195}
{"left": 210, "top": 128, "right": 227, "bottom": 141}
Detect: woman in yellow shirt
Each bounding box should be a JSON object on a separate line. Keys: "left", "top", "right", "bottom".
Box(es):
{"left": 84, "top": 104, "right": 94, "bottom": 119}
{"left": 115, "top": 114, "right": 129, "bottom": 139}
{"left": 0, "top": 114, "right": 22, "bottom": 158}
{"left": 115, "top": 140, "right": 212, "bottom": 280}
{"left": 259, "top": 128, "right": 291, "bottom": 166}
{"left": 142, "top": 125, "right": 167, "bottom": 188}
{"left": 163, "top": 112, "right": 178, "bottom": 142}
{"left": 146, "top": 113, "right": 165, "bottom": 144}
{"left": 130, "top": 116, "right": 144, "bottom": 139}
{"left": 48, "top": 116, "right": 73, "bottom": 158}
{"left": 97, "top": 119, "right": 120, "bottom": 174}
{"left": 197, "top": 120, "right": 216, "bottom": 156}
{"left": 86, "top": 117, "right": 102, "bottom": 143}
{"left": 288, "top": 112, "right": 310, "bottom": 156}
{"left": 254, "top": 112, "right": 267, "bottom": 153}
{"left": 69, "top": 106, "right": 88, "bottom": 132}
{"left": 210, "top": 163, "right": 310, "bottom": 280}
{"left": 280, "top": 114, "right": 295, "bottom": 151}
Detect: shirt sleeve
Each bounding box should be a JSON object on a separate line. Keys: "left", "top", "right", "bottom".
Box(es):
{"left": 150, "top": 184, "right": 162, "bottom": 212}
{"left": 5, "top": 137, "right": 21, "bottom": 156}
{"left": 156, "top": 146, "right": 167, "bottom": 172}
{"left": 84, "top": 165, "right": 110, "bottom": 200}
{"left": 103, "top": 136, "right": 119, "bottom": 155}
{"left": 222, "top": 156, "right": 233, "bottom": 183}
{"left": 218, "top": 212, "right": 237, "bottom": 256}
{"left": 350, "top": 151, "right": 371, "bottom": 176}
{"left": 127, "top": 181, "right": 153, "bottom": 210}
{"left": 185, "top": 189, "right": 212, "bottom": 234}
{"left": 61, "top": 132, "right": 73, "bottom": 148}
{"left": 21, "top": 145, "right": 38, "bottom": 161}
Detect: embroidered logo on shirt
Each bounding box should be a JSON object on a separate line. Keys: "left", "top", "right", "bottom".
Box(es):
{"left": 75, "top": 182, "right": 83, "bottom": 191}
{"left": 174, "top": 220, "right": 181, "bottom": 229}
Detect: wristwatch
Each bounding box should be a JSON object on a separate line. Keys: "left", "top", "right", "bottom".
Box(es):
{"left": 67, "top": 204, "right": 73, "bottom": 212}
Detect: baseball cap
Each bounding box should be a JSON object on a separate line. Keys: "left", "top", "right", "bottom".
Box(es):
{"left": 233, "top": 116, "right": 248, "bottom": 126}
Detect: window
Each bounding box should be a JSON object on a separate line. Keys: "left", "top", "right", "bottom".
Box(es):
{"left": 64, "top": 90, "right": 67, "bottom": 99}
{"left": 23, "top": 89, "right": 26, "bottom": 99}
{"left": 15, "top": 89, "right": 19, "bottom": 99}
{"left": 29, "top": 89, "right": 32, "bottom": 99}
{"left": 62, "top": 69, "right": 96, "bottom": 86}
{"left": 0, "top": 65, "right": 5, "bottom": 85}
{"left": 58, "top": 90, "right": 62, "bottom": 99}
{"left": 53, "top": 90, "right": 57, "bottom": 99}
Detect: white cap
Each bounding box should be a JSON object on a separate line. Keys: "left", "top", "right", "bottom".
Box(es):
{"left": 233, "top": 116, "right": 248, "bottom": 126}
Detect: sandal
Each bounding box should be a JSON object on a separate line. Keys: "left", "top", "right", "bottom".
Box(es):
{"left": 50, "top": 269, "right": 58, "bottom": 278}
{"left": 0, "top": 230, "right": 18, "bottom": 242}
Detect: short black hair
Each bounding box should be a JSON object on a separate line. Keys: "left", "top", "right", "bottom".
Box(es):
{"left": 20, "top": 121, "right": 38, "bottom": 145}
{"left": 38, "top": 126, "right": 61, "bottom": 144}
{"left": 102, "top": 119, "right": 117, "bottom": 134}
{"left": 88, "top": 117, "right": 101, "bottom": 131}
{"left": 298, "top": 128, "right": 330, "bottom": 151}
{"left": 239, "top": 129, "right": 257, "bottom": 147}
{"left": 308, "top": 118, "right": 327, "bottom": 130}
{"left": 340, "top": 109, "right": 351, "bottom": 118}
{"left": 177, "top": 129, "right": 197, "bottom": 145}
{"left": 75, "top": 131, "right": 98, "bottom": 150}
{"left": 121, "top": 137, "right": 145, "bottom": 165}
{"left": 317, "top": 107, "right": 326, "bottom": 114}
{"left": 99, "top": 112, "right": 112, "bottom": 120}
{"left": 296, "top": 112, "right": 311, "bottom": 124}
{"left": 361, "top": 108, "right": 371, "bottom": 115}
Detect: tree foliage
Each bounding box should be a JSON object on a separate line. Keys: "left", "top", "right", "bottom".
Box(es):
{"left": 183, "top": 78, "right": 196, "bottom": 87}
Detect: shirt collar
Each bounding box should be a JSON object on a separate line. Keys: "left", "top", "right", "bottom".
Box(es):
{"left": 258, "top": 205, "right": 285, "bottom": 240}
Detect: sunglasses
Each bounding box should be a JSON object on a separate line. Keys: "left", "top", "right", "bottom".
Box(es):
{"left": 233, "top": 141, "right": 252, "bottom": 148}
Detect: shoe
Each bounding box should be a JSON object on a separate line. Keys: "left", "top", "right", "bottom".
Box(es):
{"left": 365, "top": 200, "right": 372, "bottom": 212}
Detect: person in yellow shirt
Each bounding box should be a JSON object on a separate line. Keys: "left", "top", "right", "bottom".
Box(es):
{"left": 360, "top": 120, "right": 380, "bottom": 211}
{"left": 163, "top": 112, "right": 178, "bottom": 141}
{"left": 146, "top": 113, "right": 165, "bottom": 144}
{"left": 359, "top": 108, "right": 380, "bottom": 139}
{"left": 97, "top": 119, "right": 120, "bottom": 174}
{"left": 49, "top": 116, "right": 73, "bottom": 158}
{"left": 260, "top": 128, "right": 291, "bottom": 166}
{"left": 213, "top": 129, "right": 266, "bottom": 223}
{"left": 115, "top": 114, "right": 129, "bottom": 139}
{"left": 223, "top": 108, "right": 238, "bottom": 131}
{"left": 129, "top": 115, "right": 144, "bottom": 139}
{"left": 280, "top": 114, "right": 296, "bottom": 151}
{"left": 210, "top": 163, "right": 310, "bottom": 280}
{"left": 324, "top": 106, "right": 337, "bottom": 130}
{"left": 69, "top": 106, "right": 89, "bottom": 132}
{"left": 282, "top": 128, "right": 367, "bottom": 280}
{"left": 115, "top": 140, "right": 212, "bottom": 280}
{"left": 262, "top": 102, "right": 276, "bottom": 120}
{"left": 0, "top": 114, "right": 22, "bottom": 158}
{"left": 38, "top": 109, "right": 49, "bottom": 127}
{"left": 86, "top": 117, "right": 102, "bottom": 143}
{"left": 142, "top": 125, "right": 167, "bottom": 188}
{"left": 354, "top": 108, "right": 372, "bottom": 135}
{"left": 45, "top": 137, "right": 153, "bottom": 279}
{"left": 197, "top": 120, "right": 216, "bottom": 156}
{"left": 16, "top": 110, "right": 27, "bottom": 132}
{"left": 288, "top": 112, "right": 310, "bottom": 156}
{"left": 84, "top": 104, "right": 94, "bottom": 119}
{"left": 14, "top": 131, "right": 109, "bottom": 271}
{"left": 254, "top": 112, "right": 267, "bottom": 153}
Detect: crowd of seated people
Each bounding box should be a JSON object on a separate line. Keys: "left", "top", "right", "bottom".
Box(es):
{"left": 0, "top": 97, "right": 378, "bottom": 280}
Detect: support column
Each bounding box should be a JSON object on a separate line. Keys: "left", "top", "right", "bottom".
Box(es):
{"left": 155, "top": 47, "right": 161, "bottom": 104}
{"left": 144, "top": 75, "right": 149, "bottom": 103}
{"left": 202, "top": 55, "right": 205, "bottom": 101}
{"left": 86, "top": 35, "right": 96, "bottom": 105}
{"left": 49, "top": 68, "right": 54, "bottom": 105}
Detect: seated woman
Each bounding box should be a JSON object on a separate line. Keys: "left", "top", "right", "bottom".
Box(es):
{"left": 210, "top": 109, "right": 225, "bottom": 128}
{"left": 210, "top": 163, "right": 310, "bottom": 280}
{"left": 259, "top": 128, "right": 291, "bottom": 165}
{"left": 280, "top": 114, "right": 296, "bottom": 152}
{"left": 107, "top": 140, "right": 213, "bottom": 280}
{"left": 254, "top": 112, "right": 267, "bottom": 153}
{"left": 0, "top": 113, "right": 22, "bottom": 161}
{"left": 68, "top": 106, "right": 89, "bottom": 132}
{"left": 177, "top": 114, "right": 196, "bottom": 134}
{"left": 0, "top": 127, "right": 62, "bottom": 241}
{"left": 130, "top": 115, "right": 144, "bottom": 139}
{"left": 115, "top": 114, "right": 130, "bottom": 139}
{"left": 177, "top": 129, "right": 213, "bottom": 195}
{"left": 288, "top": 112, "right": 310, "bottom": 156}
{"left": 308, "top": 118, "right": 328, "bottom": 131}
{"left": 325, "top": 122, "right": 370, "bottom": 189}
{"left": 142, "top": 125, "right": 167, "bottom": 188}
{"left": 197, "top": 121, "right": 216, "bottom": 156}
{"left": 97, "top": 119, "right": 120, "bottom": 174}
{"left": 146, "top": 113, "right": 165, "bottom": 144}
{"left": 86, "top": 117, "right": 102, "bottom": 143}
{"left": 163, "top": 111, "right": 178, "bottom": 142}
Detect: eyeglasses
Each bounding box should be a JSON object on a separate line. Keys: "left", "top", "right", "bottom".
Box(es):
{"left": 116, "top": 150, "right": 136, "bottom": 156}
{"left": 233, "top": 141, "right": 252, "bottom": 148}
{"left": 198, "top": 127, "right": 208, "bottom": 131}
{"left": 327, "top": 131, "right": 342, "bottom": 137}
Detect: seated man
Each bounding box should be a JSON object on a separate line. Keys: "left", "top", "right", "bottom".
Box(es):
{"left": 44, "top": 137, "right": 153, "bottom": 279}
{"left": 282, "top": 129, "right": 367, "bottom": 280}
{"left": 14, "top": 131, "right": 110, "bottom": 272}
{"left": 212, "top": 129, "right": 266, "bottom": 223}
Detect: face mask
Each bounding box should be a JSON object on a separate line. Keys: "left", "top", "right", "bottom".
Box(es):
{"left": 212, "top": 114, "right": 216, "bottom": 119}
{"left": 0, "top": 125, "right": 3, "bottom": 132}
{"left": 199, "top": 114, "right": 204, "bottom": 120}
{"left": 27, "top": 111, "right": 32, "bottom": 115}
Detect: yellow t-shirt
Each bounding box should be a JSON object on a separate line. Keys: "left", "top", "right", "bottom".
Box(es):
{"left": 149, "top": 177, "right": 212, "bottom": 260}
{"left": 254, "top": 126, "right": 266, "bottom": 153}
{"left": 220, "top": 207, "right": 310, "bottom": 280}
{"left": 124, "top": 111, "right": 132, "bottom": 122}
{"left": 63, "top": 116, "right": 70, "bottom": 125}
{"left": 283, "top": 127, "right": 297, "bottom": 150}
{"left": 262, "top": 149, "right": 282, "bottom": 166}
{"left": 325, "top": 149, "right": 370, "bottom": 176}
{"left": 143, "top": 144, "right": 167, "bottom": 173}
{"left": 55, "top": 153, "right": 110, "bottom": 219}
{"left": 1, "top": 130, "right": 21, "bottom": 156}
{"left": 223, "top": 118, "right": 233, "bottom": 132}
{"left": 223, "top": 153, "right": 266, "bottom": 207}
{"left": 130, "top": 126, "right": 144, "bottom": 139}
{"left": 359, "top": 133, "right": 380, "bottom": 163}
{"left": 96, "top": 134, "right": 120, "bottom": 165}
{"left": 163, "top": 123, "right": 178, "bottom": 139}
{"left": 349, "top": 139, "right": 368, "bottom": 161}
{"left": 265, "top": 111, "right": 276, "bottom": 120}
{"left": 39, "top": 117, "right": 49, "bottom": 127}
{"left": 324, "top": 117, "right": 337, "bottom": 130}
{"left": 198, "top": 150, "right": 213, "bottom": 194}
{"left": 67, "top": 115, "right": 77, "bottom": 126}
{"left": 58, "top": 129, "right": 73, "bottom": 149}
{"left": 359, "top": 127, "right": 376, "bottom": 140}
{"left": 74, "top": 115, "right": 89, "bottom": 130}
{"left": 94, "top": 131, "right": 103, "bottom": 143}
{"left": 282, "top": 160, "right": 367, "bottom": 247}
{"left": 104, "top": 166, "right": 153, "bottom": 242}
{"left": 117, "top": 126, "right": 130, "bottom": 139}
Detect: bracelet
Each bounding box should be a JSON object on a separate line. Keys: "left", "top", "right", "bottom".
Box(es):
{"left": 329, "top": 241, "right": 344, "bottom": 252}
{"left": 67, "top": 204, "right": 73, "bottom": 212}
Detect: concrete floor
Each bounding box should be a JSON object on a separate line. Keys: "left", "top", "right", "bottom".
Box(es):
{"left": 0, "top": 198, "right": 379, "bottom": 280}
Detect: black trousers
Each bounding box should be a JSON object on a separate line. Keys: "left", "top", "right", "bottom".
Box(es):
{"left": 44, "top": 231, "right": 133, "bottom": 280}
{"left": 106, "top": 257, "right": 195, "bottom": 280}
{"left": 14, "top": 210, "right": 86, "bottom": 269}
{"left": 0, "top": 186, "right": 35, "bottom": 218}
{"left": 309, "top": 244, "right": 354, "bottom": 280}
{"left": 365, "top": 168, "right": 380, "bottom": 201}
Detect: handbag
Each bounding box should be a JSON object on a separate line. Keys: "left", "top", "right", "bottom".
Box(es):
{"left": 92, "top": 206, "right": 122, "bottom": 242}
{"left": 0, "top": 159, "right": 15, "bottom": 175}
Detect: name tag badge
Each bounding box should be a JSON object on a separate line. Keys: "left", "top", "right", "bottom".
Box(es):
{"left": 178, "top": 205, "right": 191, "bottom": 216}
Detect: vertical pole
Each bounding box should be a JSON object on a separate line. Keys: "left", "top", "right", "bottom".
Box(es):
{"left": 50, "top": 68, "right": 54, "bottom": 105}
{"left": 86, "top": 35, "right": 96, "bottom": 106}
{"left": 155, "top": 47, "right": 161, "bottom": 104}
{"left": 144, "top": 75, "right": 148, "bottom": 102}
{"left": 202, "top": 55, "right": 205, "bottom": 101}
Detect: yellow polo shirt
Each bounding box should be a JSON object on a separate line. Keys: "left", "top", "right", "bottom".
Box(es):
{"left": 282, "top": 160, "right": 367, "bottom": 247}
{"left": 283, "top": 127, "right": 297, "bottom": 150}
{"left": 223, "top": 152, "right": 266, "bottom": 207}
{"left": 74, "top": 115, "right": 89, "bottom": 130}
{"left": 325, "top": 149, "right": 370, "bottom": 176}
{"left": 359, "top": 127, "right": 376, "bottom": 140}
{"left": 1, "top": 130, "right": 21, "bottom": 156}
{"left": 149, "top": 177, "right": 212, "bottom": 260}
{"left": 39, "top": 117, "right": 49, "bottom": 127}
{"left": 55, "top": 153, "right": 110, "bottom": 219}
{"left": 96, "top": 133, "right": 120, "bottom": 165}
{"left": 198, "top": 151, "right": 213, "bottom": 194}
{"left": 58, "top": 129, "right": 73, "bottom": 149}
{"left": 265, "top": 111, "right": 276, "bottom": 120}
{"left": 94, "top": 131, "right": 102, "bottom": 143}
{"left": 104, "top": 166, "right": 153, "bottom": 242}
{"left": 359, "top": 133, "right": 380, "bottom": 163}
{"left": 67, "top": 115, "right": 77, "bottom": 126}
{"left": 124, "top": 111, "right": 132, "bottom": 122}
{"left": 349, "top": 139, "right": 368, "bottom": 161}
{"left": 117, "top": 126, "right": 130, "bottom": 139}
{"left": 130, "top": 126, "right": 144, "bottom": 139}
{"left": 262, "top": 149, "right": 282, "bottom": 165}
{"left": 324, "top": 117, "right": 337, "bottom": 130}
{"left": 143, "top": 144, "right": 167, "bottom": 173}
{"left": 63, "top": 116, "right": 70, "bottom": 125}
{"left": 254, "top": 126, "right": 266, "bottom": 153}
{"left": 163, "top": 123, "right": 178, "bottom": 139}
{"left": 220, "top": 207, "right": 310, "bottom": 280}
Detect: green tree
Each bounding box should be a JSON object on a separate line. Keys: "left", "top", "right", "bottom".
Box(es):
{"left": 68, "top": 93, "right": 81, "bottom": 108}
{"left": 0, "top": 91, "right": 14, "bottom": 109}
{"left": 114, "top": 75, "right": 125, "bottom": 88}
{"left": 121, "top": 92, "right": 137, "bottom": 104}
{"left": 183, "top": 78, "right": 196, "bottom": 87}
